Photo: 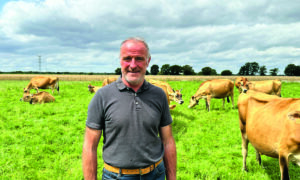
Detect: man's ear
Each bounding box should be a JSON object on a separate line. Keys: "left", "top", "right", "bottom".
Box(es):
{"left": 147, "top": 56, "right": 151, "bottom": 66}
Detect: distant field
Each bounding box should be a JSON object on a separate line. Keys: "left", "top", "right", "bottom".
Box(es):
{"left": 0, "top": 74, "right": 300, "bottom": 82}
{"left": 0, "top": 79, "right": 300, "bottom": 179}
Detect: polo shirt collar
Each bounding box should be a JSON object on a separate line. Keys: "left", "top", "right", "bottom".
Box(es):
{"left": 116, "top": 76, "right": 150, "bottom": 92}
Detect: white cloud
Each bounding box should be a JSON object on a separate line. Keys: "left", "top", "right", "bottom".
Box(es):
{"left": 0, "top": 0, "right": 300, "bottom": 74}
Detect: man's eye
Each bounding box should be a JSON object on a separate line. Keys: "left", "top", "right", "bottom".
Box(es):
{"left": 123, "top": 57, "right": 131, "bottom": 61}
{"left": 135, "top": 57, "right": 144, "bottom": 61}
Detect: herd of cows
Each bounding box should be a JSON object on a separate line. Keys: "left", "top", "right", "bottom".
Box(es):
{"left": 19, "top": 76, "right": 299, "bottom": 179}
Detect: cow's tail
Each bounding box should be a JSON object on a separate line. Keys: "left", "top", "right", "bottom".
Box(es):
{"left": 56, "top": 78, "right": 60, "bottom": 94}
{"left": 227, "top": 96, "right": 230, "bottom": 103}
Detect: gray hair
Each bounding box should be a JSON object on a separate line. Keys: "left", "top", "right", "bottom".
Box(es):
{"left": 120, "top": 37, "right": 151, "bottom": 58}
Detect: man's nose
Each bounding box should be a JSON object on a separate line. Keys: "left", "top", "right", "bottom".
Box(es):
{"left": 129, "top": 58, "right": 138, "bottom": 68}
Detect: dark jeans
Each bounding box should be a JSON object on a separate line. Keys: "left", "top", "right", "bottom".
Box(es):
{"left": 102, "top": 161, "right": 166, "bottom": 180}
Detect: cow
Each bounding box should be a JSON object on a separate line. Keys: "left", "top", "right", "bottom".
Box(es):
{"left": 235, "top": 77, "right": 282, "bottom": 96}
{"left": 24, "top": 76, "right": 59, "bottom": 94}
{"left": 148, "top": 79, "right": 184, "bottom": 105}
{"left": 88, "top": 84, "right": 101, "bottom": 93}
{"left": 152, "top": 82, "right": 176, "bottom": 110}
{"left": 238, "top": 90, "right": 300, "bottom": 180}
{"left": 188, "top": 79, "right": 234, "bottom": 112}
{"left": 235, "top": 77, "right": 248, "bottom": 91}
{"left": 102, "top": 77, "right": 118, "bottom": 87}
{"left": 20, "top": 91, "right": 55, "bottom": 104}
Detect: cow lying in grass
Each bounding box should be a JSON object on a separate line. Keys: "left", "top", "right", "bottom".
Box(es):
{"left": 20, "top": 91, "right": 55, "bottom": 104}
{"left": 88, "top": 84, "right": 101, "bottom": 93}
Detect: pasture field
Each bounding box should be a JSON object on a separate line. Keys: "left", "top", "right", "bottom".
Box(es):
{"left": 0, "top": 79, "right": 300, "bottom": 179}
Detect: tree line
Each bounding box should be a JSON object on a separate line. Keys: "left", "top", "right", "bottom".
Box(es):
{"left": 115, "top": 62, "right": 299, "bottom": 76}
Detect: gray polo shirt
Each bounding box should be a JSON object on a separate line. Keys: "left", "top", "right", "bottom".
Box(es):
{"left": 86, "top": 77, "right": 173, "bottom": 168}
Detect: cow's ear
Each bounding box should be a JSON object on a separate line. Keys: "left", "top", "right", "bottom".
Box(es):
{"left": 192, "top": 96, "right": 195, "bottom": 100}
{"left": 288, "top": 111, "right": 300, "bottom": 123}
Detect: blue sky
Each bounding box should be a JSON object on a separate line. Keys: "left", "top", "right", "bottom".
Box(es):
{"left": 0, "top": 0, "right": 300, "bottom": 74}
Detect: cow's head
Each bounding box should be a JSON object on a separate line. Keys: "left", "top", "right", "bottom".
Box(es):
{"left": 20, "top": 93, "right": 33, "bottom": 102}
{"left": 235, "top": 77, "right": 248, "bottom": 91}
{"left": 23, "top": 88, "right": 30, "bottom": 94}
{"left": 88, "top": 84, "right": 95, "bottom": 93}
{"left": 239, "top": 81, "right": 251, "bottom": 93}
{"left": 188, "top": 96, "right": 199, "bottom": 108}
{"left": 170, "top": 88, "right": 184, "bottom": 105}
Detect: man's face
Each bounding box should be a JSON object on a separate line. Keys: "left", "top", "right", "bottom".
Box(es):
{"left": 120, "top": 40, "right": 150, "bottom": 86}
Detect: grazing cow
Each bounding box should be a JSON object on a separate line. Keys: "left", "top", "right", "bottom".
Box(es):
{"left": 88, "top": 84, "right": 101, "bottom": 93}
{"left": 20, "top": 91, "right": 55, "bottom": 104}
{"left": 149, "top": 79, "right": 184, "bottom": 105}
{"left": 188, "top": 79, "right": 234, "bottom": 111}
{"left": 24, "top": 76, "right": 59, "bottom": 94}
{"left": 102, "top": 77, "right": 118, "bottom": 87}
{"left": 238, "top": 90, "right": 300, "bottom": 180}
{"left": 152, "top": 82, "right": 176, "bottom": 110}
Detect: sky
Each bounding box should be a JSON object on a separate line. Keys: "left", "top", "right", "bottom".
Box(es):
{"left": 0, "top": 0, "right": 300, "bottom": 74}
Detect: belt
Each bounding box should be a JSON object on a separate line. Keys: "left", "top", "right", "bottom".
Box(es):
{"left": 104, "top": 159, "right": 163, "bottom": 175}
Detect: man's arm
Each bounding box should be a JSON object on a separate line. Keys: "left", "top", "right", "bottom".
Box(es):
{"left": 82, "top": 126, "right": 102, "bottom": 180}
{"left": 160, "top": 125, "right": 177, "bottom": 180}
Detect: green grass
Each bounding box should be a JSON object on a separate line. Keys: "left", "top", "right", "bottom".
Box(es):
{"left": 0, "top": 80, "right": 300, "bottom": 179}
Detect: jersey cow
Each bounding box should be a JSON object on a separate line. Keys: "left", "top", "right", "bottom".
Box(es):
{"left": 20, "top": 91, "right": 55, "bottom": 104}
{"left": 188, "top": 79, "right": 234, "bottom": 112}
{"left": 149, "top": 79, "right": 184, "bottom": 105}
{"left": 24, "top": 76, "right": 59, "bottom": 94}
{"left": 102, "top": 77, "right": 118, "bottom": 87}
{"left": 235, "top": 77, "right": 282, "bottom": 96}
{"left": 88, "top": 84, "right": 101, "bottom": 93}
{"left": 238, "top": 90, "right": 300, "bottom": 180}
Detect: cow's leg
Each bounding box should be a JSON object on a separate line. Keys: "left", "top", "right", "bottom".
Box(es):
{"left": 207, "top": 97, "right": 211, "bottom": 112}
{"left": 279, "top": 154, "right": 290, "bottom": 180}
{"left": 205, "top": 100, "right": 209, "bottom": 111}
{"left": 222, "top": 98, "right": 225, "bottom": 109}
{"left": 255, "top": 150, "right": 263, "bottom": 168}
{"left": 231, "top": 94, "right": 234, "bottom": 109}
{"left": 242, "top": 133, "right": 249, "bottom": 172}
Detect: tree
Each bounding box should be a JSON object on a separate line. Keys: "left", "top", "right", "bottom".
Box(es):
{"left": 170, "top": 65, "right": 182, "bottom": 75}
{"left": 259, "top": 66, "right": 267, "bottom": 76}
{"left": 238, "top": 62, "right": 260, "bottom": 75}
{"left": 238, "top": 65, "right": 247, "bottom": 75}
{"left": 269, "top": 68, "right": 279, "bottom": 76}
{"left": 160, "top": 64, "right": 171, "bottom": 75}
{"left": 201, "top": 67, "right": 217, "bottom": 75}
{"left": 284, "top": 64, "right": 300, "bottom": 76}
{"left": 221, "top": 70, "right": 232, "bottom": 76}
{"left": 182, "top": 65, "right": 195, "bottom": 75}
{"left": 115, "top": 68, "right": 121, "bottom": 75}
{"left": 150, "top": 64, "right": 159, "bottom": 75}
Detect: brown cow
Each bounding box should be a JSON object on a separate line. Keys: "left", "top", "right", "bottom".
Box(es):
{"left": 149, "top": 79, "right": 184, "bottom": 105}
{"left": 152, "top": 82, "right": 176, "bottom": 110}
{"left": 238, "top": 90, "right": 300, "bottom": 180}
{"left": 102, "top": 77, "right": 118, "bottom": 87}
{"left": 88, "top": 84, "right": 101, "bottom": 93}
{"left": 235, "top": 77, "right": 282, "bottom": 96}
{"left": 20, "top": 91, "right": 55, "bottom": 104}
{"left": 24, "top": 76, "right": 59, "bottom": 94}
{"left": 235, "top": 77, "right": 248, "bottom": 91}
{"left": 188, "top": 79, "right": 234, "bottom": 111}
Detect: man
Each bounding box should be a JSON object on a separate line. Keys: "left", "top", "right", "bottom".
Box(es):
{"left": 82, "top": 37, "right": 177, "bottom": 180}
